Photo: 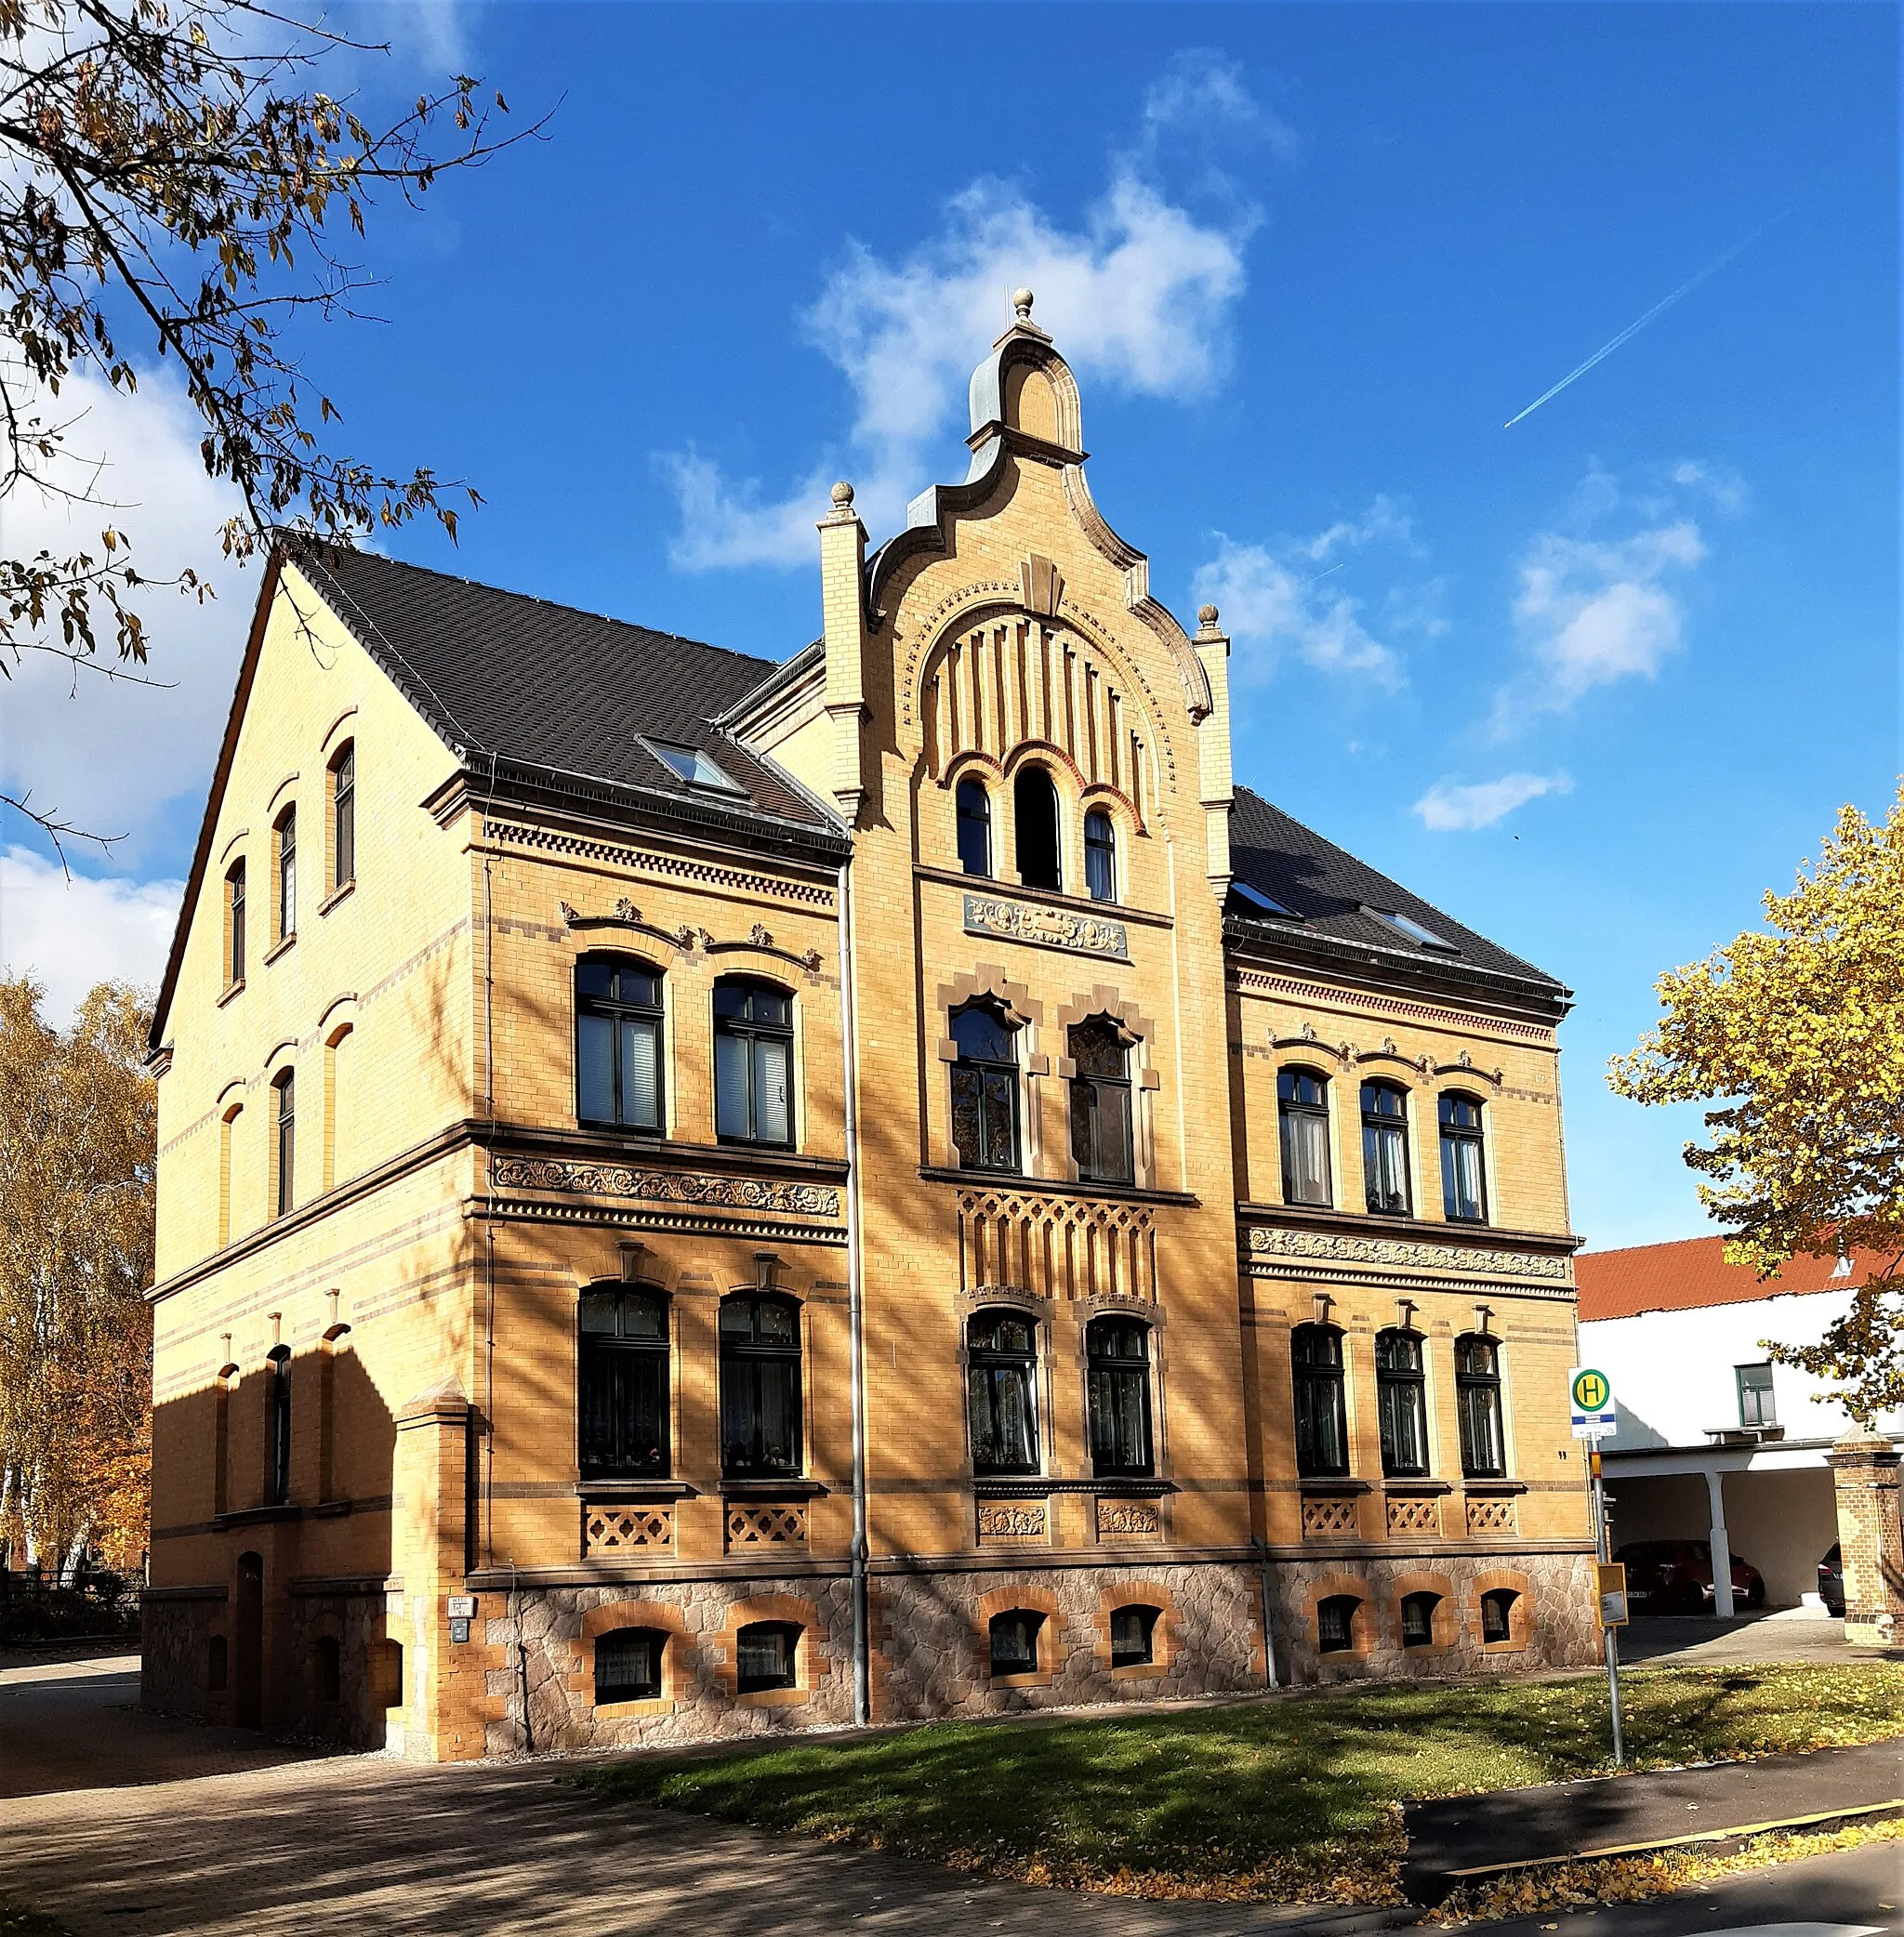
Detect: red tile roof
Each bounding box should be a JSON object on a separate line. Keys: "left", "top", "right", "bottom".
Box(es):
{"left": 1575, "top": 1236, "right": 1884, "bottom": 1321}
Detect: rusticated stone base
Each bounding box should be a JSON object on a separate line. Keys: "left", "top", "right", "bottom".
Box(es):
{"left": 139, "top": 1588, "right": 226, "bottom": 1718}
{"left": 480, "top": 1548, "right": 1598, "bottom": 1756}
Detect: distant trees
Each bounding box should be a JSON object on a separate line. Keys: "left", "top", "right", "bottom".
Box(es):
{"left": 0, "top": 977, "right": 154, "bottom": 1574}
{"left": 1610, "top": 787, "right": 1904, "bottom": 1426}
{"left": 0, "top": 0, "right": 528, "bottom": 851}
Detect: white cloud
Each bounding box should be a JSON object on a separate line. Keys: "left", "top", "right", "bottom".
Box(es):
{"left": 1494, "top": 461, "right": 1728, "bottom": 730}
{"left": 1143, "top": 48, "right": 1300, "bottom": 160}
{"left": 0, "top": 363, "right": 254, "bottom": 857}
{"left": 1413, "top": 772, "right": 1573, "bottom": 833}
{"left": 1192, "top": 496, "right": 1420, "bottom": 692}
{"left": 663, "top": 84, "right": 1262, "bottom": 571}
{"left": 0, "top": 846, "right": 182, "bottom": 1026}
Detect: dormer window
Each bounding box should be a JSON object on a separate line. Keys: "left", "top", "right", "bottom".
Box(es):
{"left": 644, "top": 739, "right": 747, "bottom": 796}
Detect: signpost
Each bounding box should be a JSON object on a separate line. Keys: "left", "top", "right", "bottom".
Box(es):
{"left": 1569, "top": 1365, "right": 1625, "bottom": 1766}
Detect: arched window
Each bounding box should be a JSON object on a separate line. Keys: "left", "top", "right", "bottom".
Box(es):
{"left": 1068, "top": 1016, "right": 1133, "bottom": 1186}
{"left": 988, "top": 1608, "right": 1043, "bottom": 1678}
{"left": 1439, "top": 1093, "right": 1488, "bottom": 1222}
{"left": 1361, "top": 1081, "right": 1411, "bottom": 1216}
{"left": 1086, "top": 1317, "right": 1153, "bottom": 1477}
{"left": 271, "top": 1071, "right": 295, "bottom": 1219}
{"left": 576, "top": 956, "right": 665, "bottom": 1131}
{"left": 1480, "top": 1588, "right": 1519, "bottom": 1644}
{"left": 226, "top": 860, "right": 246, "bottom": 987}
{"left": 1277, "top": 1069, "right": 1332, "bottom": 1207}
{"left": 329, "top": 743, "right": 356, "bottom": 892}
{"left": 1400, "top": 1590, "right": 1439, "bottom": 1650}
{"left": 1375, "top": 1329, "right": 1429, "bottom": 1478}
{"left": 956, "top": 778, "right": 992, "bottom": 877}
{"left": 1455, "top": 1336, "right": 1505, "bottom": 1479}
{"left": 595, "top": 1627, "right": 666, "bottom": 1704}
{"left": 714, "top": 980, "right": 793, "bottom": 1146}
{"left": 578, "top": 1285, "right": 669, "bottom": 1478}
{"left": 949, "top": 1003, "right": 1020, "bottom": 1172}
{"left": 736, "top": 1620, "right": 800, "bottom": 1693}
{"left": 967, "top": 1310, "right": 1038, "bottom": 1475}
{"left": 1110, "top": 1603, "right": 1159, "bottom": 1668}
{"left": 1083, "top": 808, "right": 1117, "bottom": 903}
{"left": 265, "top": 1346, "right": 292, "bottom": 1507}
{"left": 273, "top": 805, "right": 297, "bottom": 944}
{"left": 314, "top": 1633, "right": 341, "bottom": 1705}
{"left": 1013, "top": 765, "right": 1061, "bottom": 891}
{"left": 1291, "top": 1324, "right": 1348, "bottom": 1478}
{"left": 719, "top": 1295, "right": 802, "bottom": 1478}
{"left": 1316, "top": 1593, "right": 1359, "bottom": 1654}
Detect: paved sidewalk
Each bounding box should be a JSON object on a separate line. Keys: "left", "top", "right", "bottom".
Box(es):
{"left": 1402, "top": 1736, "right": 1904, "bottom": 1903}
{"left": 1620, "top": 1610, "right": 1904, "bottom": 1668}
{"left": 0, "top": 1753, "right": 1401, "bottom": 1936}
{"left": 0, "top": 1646, "right": 333, "bottom": 1796}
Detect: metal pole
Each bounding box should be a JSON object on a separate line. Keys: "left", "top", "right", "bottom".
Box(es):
{"left": 1591, "top": 1443, "right": 1624, "bottom": 1767}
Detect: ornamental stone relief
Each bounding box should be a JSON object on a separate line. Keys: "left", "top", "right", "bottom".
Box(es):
{"left": 964, "top": 894, "right": 1130, "bottom": 960}
{"left": 976, "top": 1500, "right": 1048, "bottom": 1540}
{"left": 490, "top": 1156, "right": 840, "bottom": 1219}
{"left": 1095, "top": 1498, "right": 1161, "bottom": 1539}
{"left": 1245, "top": 1225, "right": 1568, "bottom": 1283}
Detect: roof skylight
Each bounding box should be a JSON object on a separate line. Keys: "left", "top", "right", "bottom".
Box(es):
{"left": 1368, "top": 907, "right": 1460, "bottom": 954}
{"left": 644, "top": 739, "right": 747, "bottom": 796}
{"left": 1228, "top": 880, "right": 1300, "bottom": 919}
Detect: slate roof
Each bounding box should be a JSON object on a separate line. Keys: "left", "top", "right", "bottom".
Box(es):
{"left": 1227, "top": 787, "right": 1566, "bottom": 999}
{"left": 1576, "top": 1236, "right": 1878, "bottom": 1321}
{"left": 296, "top": 546, "right": 840, "bottom": 836}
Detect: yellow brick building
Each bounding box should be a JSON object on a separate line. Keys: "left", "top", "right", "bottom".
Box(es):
{"left": 141, "top": 296, "right": 1596, "bottom": 1758}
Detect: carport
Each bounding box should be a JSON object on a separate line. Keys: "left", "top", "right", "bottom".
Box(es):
{"left": 1601, "top": 1436, "right": 1840, "bottom": 1614}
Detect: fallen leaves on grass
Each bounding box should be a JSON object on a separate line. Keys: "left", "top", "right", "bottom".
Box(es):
{"left": 1432, "top": 1813, "right": 1904, "bottom": 1925}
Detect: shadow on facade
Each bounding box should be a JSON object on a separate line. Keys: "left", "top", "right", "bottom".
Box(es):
{"left": 145, "top": 1346, "right": 403, "bottom": 1750}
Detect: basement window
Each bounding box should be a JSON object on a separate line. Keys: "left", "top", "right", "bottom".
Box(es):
{"left": 643, "top": 739, "right": 747, "bottom": 796}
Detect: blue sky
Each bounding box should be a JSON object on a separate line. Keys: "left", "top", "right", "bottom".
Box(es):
{"left": 0, "top": 2, "right": 1895, "bottom": 1252}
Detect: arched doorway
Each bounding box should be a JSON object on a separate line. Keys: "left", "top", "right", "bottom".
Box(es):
{"left": 233, "top": 1551, "right": 264, "bottom": 1728}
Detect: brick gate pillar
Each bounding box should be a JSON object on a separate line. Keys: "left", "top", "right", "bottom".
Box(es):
{"left": 1826, "top": 1427, "right": 1903, "bottom": 1644}
{"left": 393, "top": 1374, "right": 482, "bottom": 1760}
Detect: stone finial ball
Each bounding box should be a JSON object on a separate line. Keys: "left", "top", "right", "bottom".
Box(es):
{"left": 830, "top": 481, "right": 854, "bottom": 508}
{"left": 1198, "top": 603, "right": 1220, "bottom": 626}
{"left": 1012, "top": 287, "right": 1035, "bottom": 317}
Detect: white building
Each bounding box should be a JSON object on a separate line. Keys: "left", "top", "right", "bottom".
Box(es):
{"left": 1576, "top": 1238, "right": 1902, "bottom": 1613}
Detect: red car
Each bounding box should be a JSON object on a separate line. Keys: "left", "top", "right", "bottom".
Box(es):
{"left": 1614, "top": 1539, "right": 1767, "bottom": 1613}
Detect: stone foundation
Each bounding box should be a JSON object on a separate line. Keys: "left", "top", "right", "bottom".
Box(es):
{"left": 480, "top": 1548, "right": 1599, "bottom": 1755}
{"left": 139, "top": 1587, "right": 226, "bottom": 1718}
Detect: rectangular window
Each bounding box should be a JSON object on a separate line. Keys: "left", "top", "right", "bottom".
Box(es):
{"left": 1737, "top": 1363, "right": 1776, "bottom": 1428}
{"left": 275, "top": 809, "right": 297, "bottom": 942}
{"left": 1280, "top": 1109, "right": 1330, "bottom": 1206}
{"left": 228, "top": 863, "right": 246, "bottom": 985}
{"left": 331, "top": 746, "right": 355, "bottom": 889}
{"left": 273, "top": 1074, "right": 295, "bottom": 1219}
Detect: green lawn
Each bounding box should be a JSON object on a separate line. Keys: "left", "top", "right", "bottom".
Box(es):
{"left": 575, "top": 1663, "right": 1904, "bottom": 1904}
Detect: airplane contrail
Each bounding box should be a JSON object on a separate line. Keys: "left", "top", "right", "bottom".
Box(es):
{"left": 1503, "top": 223, "right": 1773, "bottom": 428}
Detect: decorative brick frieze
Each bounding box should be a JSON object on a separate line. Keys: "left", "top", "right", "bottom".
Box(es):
{"left": 490, "top": 1156, "right": 840, "bottom": 1219}
{"left": 1095, "top": 1497, "right": 1161, "bottom": 1539}
{"left": 724, "top": 1503, "right": 809, "bottom": 1550}
{"left": 1245, "top": 1224, "right": 1568, "bottom": 1283}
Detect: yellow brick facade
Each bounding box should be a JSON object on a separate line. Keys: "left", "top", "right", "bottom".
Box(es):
{"left": 142, "top": 300, "right": 1595, "bottom": 1759}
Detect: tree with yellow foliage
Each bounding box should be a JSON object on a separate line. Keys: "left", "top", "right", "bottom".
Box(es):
{"left": 1609, "top": 788, "right": 1904, "bottom": 1425}
{"left": 0, "top": 977, "right": 154, "bottom": 1574}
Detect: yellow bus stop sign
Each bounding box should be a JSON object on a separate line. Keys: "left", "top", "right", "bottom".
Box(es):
{"left": 1569, "top": 1365, "right": 1617, "bottom": 1436}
